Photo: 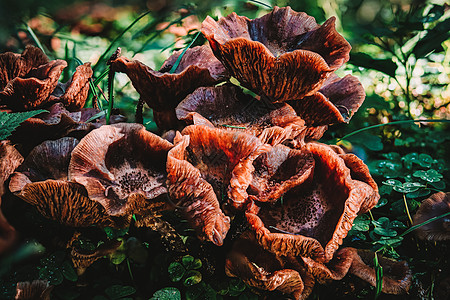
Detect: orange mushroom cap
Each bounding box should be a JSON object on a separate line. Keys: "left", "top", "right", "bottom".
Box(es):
{"left": 0, "top": 46, "right": 93, "bottom": 112}
{"left": 69, "top": 123, "right": 173, "bottom": 217}
{"left": 176, "top": 84, "right": 306, "bottom": 146}
{"left": 9, "top": 137, "right": 122, "bottom": 228}
{"left": 201, "top": 6, "right": 351, "bottom": 103}
{"left": 246, "top": 142, "right": 379, "bottom": 262}
{"left": 109, "top": 45, "right": 228, "bottom": 130}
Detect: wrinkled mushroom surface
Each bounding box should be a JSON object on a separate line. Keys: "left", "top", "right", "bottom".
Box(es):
{"left": 247, "top": 142, "right": 379, "bottom": 261}
{"left": 0, "top": 46, "right": 93, "bottom": 112}
{"left": 69, "top": 123, "right": 173, "bottom": 216}
{"left": 201, "top": 6, "right": 351, "bottom": 103}
{"left": 15, "top": 280, "right": 53, "bottom": 300}
{"left": 0, "top": 141, "right": 23, "bottom": 254}
{"left": 227, "top": 230, "right": 411, "bottom": 299}
{"left": 48, "top": 63, "right": 93, "bottom": 110}
{"left": 288, "top": 74, "right": 365, "bottom": 140}
{"left": 110, "top": 45, "right": 228, "bottom": 129}
{"left": 176, "top": 84, "right": 306, "bottom": 145}
{"left": 9, "top": 102, "right": 125, "bottom": 155}
{"left": 225, "top": 230, "right": 307, "bottom": 299}
{"left": 413, "top": 192, "right": 450, "bottom": 241}
{"left": 288, "top": 74, "right": 365, "bottom": 126}
{"left": 247, "top": 144, "right": 315, "bottom": 204}
{"left": 9, "top": 138, "right": 121, "bottom": 228}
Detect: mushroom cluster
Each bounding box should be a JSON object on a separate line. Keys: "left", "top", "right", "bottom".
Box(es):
{"left": 0, "top": 6, "right": 414, "bottom": 299}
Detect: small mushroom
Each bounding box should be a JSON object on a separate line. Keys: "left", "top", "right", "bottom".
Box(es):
{"left": 109, "top": 45, "right": 228, "bottom": 129}
{"left": 413, "top": 192, "right": 450, "bottom": 241}
{"left": 67, "top": 232, "right": 122, "bottom": 275}
{"left": 225, "top": 230, "right": 307, "bottom": 299}
{"left": 15, "top": 280, "right": 53, "bottom": 300}
{"left": 47, "top": 63, "right": 93, "bottom": 111}
{"left": 201, "top": 6, "right": 351, "bottom": 103}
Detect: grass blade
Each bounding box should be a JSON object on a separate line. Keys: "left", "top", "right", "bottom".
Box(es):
{"left": 169, "top": 31, "right": 201, "bottom": 74}
{"left": 93, "top": 11, "right": 151, "bottom": 73}
{"left": 373, "top": 252, "right": 383, "bottom": 299}
{"left": 25, "top": 23, "right": 46, "bottom": 55}
{"left": 337, "top": 119, "right": 450, "bottom": 142}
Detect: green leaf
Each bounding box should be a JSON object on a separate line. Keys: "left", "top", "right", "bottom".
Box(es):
{"left": 413, "top": 18, "right": 450, "bottom": 58}
{"left": 108, "top": 239, "right": 127, "bottom": 265}
{"left": 375, "top": 198, "right": 388, "bottom": 208}
{"left": 349, "top": 52, "right": 397, "bottom": 77}
{"left": 168, "top": 262, "right": 185, "bottom": 282}
{"left": 348, "top": 133, "right": 383, "bottom": 151}
{"left": 151, "top": 287, "right": 181, "bottom": 300}
{"left": 430, "top": 181, "right": 446, "bottom": 189}
{"left": 104, "top": 285, "right": 136, "bottom": 300}
{"left": 182, "top": 255, "right": 202, "bottom": 270}
{"left": 104, "top": 227, "right": 129, "bottom": 239}
{"left": 61, "top": 261, "right": 78, "bottom": 282}
{"left": 228, "top": 278, "right": 246, "bottom": 296}
{"left": 183, "top": 270, "right": 202, "bottom": 286}
{"left": 351, "top": 216, "right": 371, "bottom": 231}
{"left": 390, "top": 220, "right": 407, "bottom": 229}
{"left": 402, "top": 152, "right": 420, "bottom": 169}
{"left": 413, "top": 169, "right": 443, "bottom": 183}
{"left": 418, "top": 154, "right": 435, "bottom": 168}
{"left": 0, "top": 110, "right": 47, "bottom": 141}
{"left": 393, "top": 182, "right": 425, "bottom": 193}
{"left": 373, "top": 252, "right": 383, "bottom": 300}
{"left": 383, "top": 179, "right": 402, "bottom": 187}
{"left": 406, "top": 189, "right": 431, "bottom": 199}
{"left": 373, "top": 236, "right": 403, "bottom": 246}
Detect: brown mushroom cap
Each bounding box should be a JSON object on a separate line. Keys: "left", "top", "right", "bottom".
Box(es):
{"left": 0, "top": 58, "right": 67, "bottom": 111}
{"left": 15, "top": 280, "right": 53, "bottom": 300}
{"left": 48, "top": 63, "right": 93, "bottom": 111}
{"left": 109, "top": 45, "right": 228, "bottom": 129}
{"left": 167, "top": 132, "right": 230, "bottom": 246}
{"left": 247, "top": 142, "right": 379, "bottom": 262}
{"left": 0, "top": 46, "right": 49, "bottom": 90}
{"left": 67, "top": 232, "right": 122, "bottom": 275}
{"left": 247, "top": 144, "right": 315, "bottom": 204}
{"left": 201, "top": 6, "right": 351, "bottom": 103}
{"left": 348, "top": 248, "right": 412, "bottom": 294}
{"left": 9, "top": 102, "right": 124, "bottom": 155}
{"left": 225, "top": 230, "right": 307, "bottom": 299}
{"left": 176, "top": 84, "right": 306, "bottom": 145}
{"left": 288, "top": 74, "right": 365, "bottom": 125}
{"left": 0, "top": 141, "right": 23, "bottom": 254}
{"left": 413, "top": 192, "right": 450, "bottom": 241}
{"left": 69, "top": 123, "right": 173, "bottom": 216}
{"left": 9, "top": 137, "right": 121, "bottom": 228}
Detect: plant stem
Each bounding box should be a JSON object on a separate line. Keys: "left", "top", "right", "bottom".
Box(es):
{"left": 93, "top": 11, "right": 151, "bottom": 73}
{"left": 336, "top": 119, "right": 450, "bottom": 142}
{"left": 403, "top": 194, "right": 413, "bottom": 226}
